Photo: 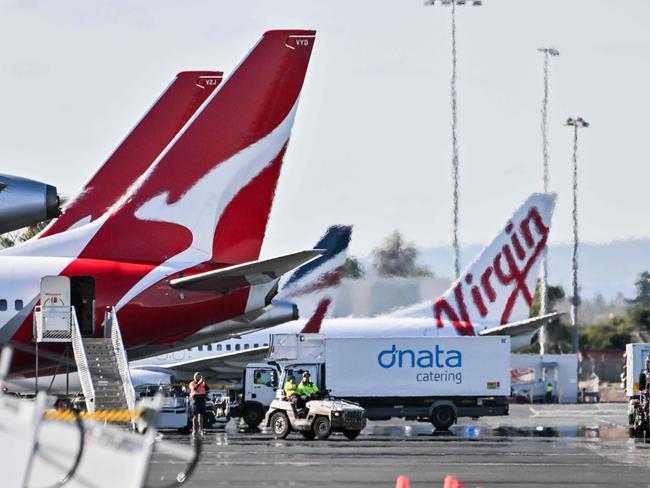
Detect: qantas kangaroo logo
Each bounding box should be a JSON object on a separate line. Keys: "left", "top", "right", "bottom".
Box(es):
{"left": 113, "top": 102, "right": 300, "bottom": 309}
{"left": 433, "top": 205, "right": 550, "bottom": 336}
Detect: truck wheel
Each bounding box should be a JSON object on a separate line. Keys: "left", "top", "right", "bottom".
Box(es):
{"left": 343, "top": 429, "right": 361, "bottom": 440}
{"left": 313, "top": 416, "right": 332, "bottom": 440}
{"left": 243, "top": 404, "right": 264, "bottom": 428}
{"left": 270, "top": 412, "right": 291, "bottom": 439}
{"left": 431, "top": 405, "right": 456, "bottom": 431}
{"left": 301, "top": 430, "right": 316, "bottom": 440}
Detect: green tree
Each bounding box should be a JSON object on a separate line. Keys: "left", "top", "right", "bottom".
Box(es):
{"left": 372, "top": 231, "right": 432, "bottom": 278}
{"left": 579, "top": 316, "right": 632, "bottom": 351}
{"left": 628, "top": 271, "right": 650, "bottom": 308}
{"left": 521, "top": 282, "right": 568, "bottom": 353}
{"left": 629, "top": 306, "right": 650, "bottom": 333}
{"left": 529, "top": 281, "right": 565, "bottom": 317}
{"left": 341, "top": 256, "right": 365, "bottom": 279}
{"left": 0, "top": 221, "right": 49, "bottom": 249}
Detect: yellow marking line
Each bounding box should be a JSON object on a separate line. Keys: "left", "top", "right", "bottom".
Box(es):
{"left": 44, "top": 409, "right": 142, "bottom": 422}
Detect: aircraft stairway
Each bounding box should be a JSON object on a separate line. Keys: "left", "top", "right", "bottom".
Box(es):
{"left": 34, "top": 302, "right": 136, "bottom": 423}
{"left": 82, "top": 338, "right": 130, "bottom": 411}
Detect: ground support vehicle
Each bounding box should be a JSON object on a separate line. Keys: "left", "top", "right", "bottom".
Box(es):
{"left": 238, "top": 333, "right": 510, "bottom": 431}
{"left": 276, "top": 334, "right": 510, "bottom": 430}
{"left": 228, "top": 363, "right": 279, "bottom": 428}
{"left": 264, "top": 397, "right": 366, "bottom": 440}
{"left": 623, "top": 343, "right": 650, "bottom": 436}
{"left": 136, "top": 384, "right": 217, "bottom": 433}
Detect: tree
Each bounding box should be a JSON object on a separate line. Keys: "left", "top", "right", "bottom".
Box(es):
{"left": 629, "top": 306, "right": 650, "bottom": 333}
{"left": 372, "top": 231, "right": 432, "bottom": 278}
{"left": 579, "top": 316, "right": 631, "bottom": 351}
{"left": 0, "top": 221, "right": 49, "bottom": 249}
{"left": 520, "top": 282, "right": 568, "bottom": 353}
{"left": 529, "top": 281, "right": 565, "bottom": 317}
{"left": 341, "top": 256, "right": 365, "bottom": 279}
{"left": 628, "top": 271, "right": 650, "bottom": 308}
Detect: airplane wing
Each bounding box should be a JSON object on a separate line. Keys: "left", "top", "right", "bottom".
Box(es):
{"left": 478, "top": 312, "right": 563, "bottom": 337}
{"left": 169, "top": 250, "right": 323, "bottom": 292}
{"left": 161, "top": 347, "right": 268, "bottom": 377}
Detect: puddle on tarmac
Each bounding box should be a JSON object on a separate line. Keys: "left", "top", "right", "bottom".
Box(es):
{"left": 365, "top": 423, "right": 634, "bottom": 440}
{"left": 158, "top": 420, "right": 641, "bottom": 444}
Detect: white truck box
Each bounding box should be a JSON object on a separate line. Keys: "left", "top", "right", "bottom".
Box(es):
{"left": 626, "top": 343, "right": 650, "bottom": 397}
{"left": 323, "top": 336, "right": 511, "bottom": 398}
{"left": 268, "top": 333, "right": 325, "bottom": 363}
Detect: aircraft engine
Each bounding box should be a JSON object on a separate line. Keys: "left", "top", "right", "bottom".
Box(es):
{"left": 0, "top": 173, "right": 61, "bottom": 234}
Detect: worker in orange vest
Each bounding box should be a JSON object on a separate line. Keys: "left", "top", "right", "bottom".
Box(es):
{"left": 189, "top": 372, "right": 209, "bottom": 435}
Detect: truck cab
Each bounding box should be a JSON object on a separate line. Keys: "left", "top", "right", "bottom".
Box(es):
{"left": 624, "top": 343, "right": 650, "bottom": 435}
{"left": 240, "top": 363, "right": 279, "bottom": 427}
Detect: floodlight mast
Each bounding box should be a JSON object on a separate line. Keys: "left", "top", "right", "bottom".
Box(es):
{"left": 565, "top": 116, "right": 590, "bottom": 355}
{"left": 537, "top": 46, "right": 559, "bottom": 355}
{"left": 424, "top": 0, "right": 482, "bottom": 280}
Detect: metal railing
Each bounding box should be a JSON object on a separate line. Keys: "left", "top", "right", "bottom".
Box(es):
{"left": 70, "top": 309, "right": 96, "bottom": 414}
{"left": 105, "top": 307, "right": 136, "bottom": 415}
{"left": 33, "top": 305, "right": 73, "bottom": 342}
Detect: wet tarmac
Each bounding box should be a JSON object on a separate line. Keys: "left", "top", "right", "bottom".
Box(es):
{"left": 147, "top": 403, "right": 647, "bottom": 487}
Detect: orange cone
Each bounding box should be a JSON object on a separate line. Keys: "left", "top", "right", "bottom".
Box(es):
{"left": 395, "top": 475, "right": 410, "bottom": 488}
{"left": 443, "top": 475, "right": 463, "bottom": 488}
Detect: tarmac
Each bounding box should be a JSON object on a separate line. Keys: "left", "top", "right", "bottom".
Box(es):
{"left": 147, "top": 403, "right": 647, "bottom": 488}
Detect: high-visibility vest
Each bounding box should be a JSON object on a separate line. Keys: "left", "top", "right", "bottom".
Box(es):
{"left": 284, "top": 381, "right": 298, "bottom": 397}
{"left": 299, "top": 381, "right": 318, "bottom": 396}
{"left": 191, "top": 380, "right": 206, "bottom": 397}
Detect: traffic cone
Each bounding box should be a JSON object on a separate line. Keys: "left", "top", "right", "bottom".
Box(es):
{"left": 443, "top": 475, "right": 463, "bottom": 488}
{"left": 395, "top": 475, "right": 410, "bottom": 488}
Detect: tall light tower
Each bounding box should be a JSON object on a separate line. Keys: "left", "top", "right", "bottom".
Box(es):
{"left": 425, "top": 0, "right": 482, "bottom": 280}
{"left": 566, "top": 117, "right": 589, "bottom": 354}
{"left": 537, "top": 46, "right": 559, "bottom": 355}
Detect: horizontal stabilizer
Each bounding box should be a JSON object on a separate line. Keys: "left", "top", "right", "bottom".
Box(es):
{"left": 478, "top": 312, "right": 563, "bottom": 337}
{"left": 169, "top": 250, "right": 323, "bottom": 292}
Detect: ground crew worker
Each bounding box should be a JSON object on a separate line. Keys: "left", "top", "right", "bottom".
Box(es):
{"left": 284, "top": 375, "right": 299, "bottom": 399}
{"left": 298, "top": 372, "right": 319, "bottom": 399}
{"left": 189, "top": 372, "right": 209, "bottom": 435}
{"left": 545, "top": 382, "right": 553, "bottom": 402}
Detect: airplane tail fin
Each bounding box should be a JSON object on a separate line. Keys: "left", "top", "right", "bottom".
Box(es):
{"left": 279, "top": 225, "right": 351, "bottom": 318}
{"left": 78, "top": 30, "right": 316, "bottom": 268}
{"left": 390, "top": 193, "right": 557, "bottom": 335}
{"left": 40, "top": 71, "right": 223, "bottom": 237}
{"left": 300, "top": 298, "right": 331, "bottom": 334}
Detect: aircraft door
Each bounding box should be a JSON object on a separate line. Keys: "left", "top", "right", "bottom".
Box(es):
{"left": 70, "top": 276, "right": 95, "bottom": 337}
{"left": 40, "top": 276, "right": 70, "bottom": 308}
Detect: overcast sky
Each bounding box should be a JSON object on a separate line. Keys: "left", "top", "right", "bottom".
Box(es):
{"left": 0, "top": 0, "right": 648, "bottom": 267}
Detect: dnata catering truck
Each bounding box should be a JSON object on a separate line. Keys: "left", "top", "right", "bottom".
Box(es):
{"left": 623, "top": 343, "right": 650, "bottom": 435}
{"left": 239, "top": 333, "right": 510, "bottom": 430}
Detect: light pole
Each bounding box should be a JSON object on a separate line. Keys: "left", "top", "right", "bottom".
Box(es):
{"left": 537, "top": 46, "right": 559, "bottom": 355}
{"left": 425, "top": 0, "right": 482, "bottom": 280}
{"left": 566, "top": 117, "right": 589, "bottom": 354}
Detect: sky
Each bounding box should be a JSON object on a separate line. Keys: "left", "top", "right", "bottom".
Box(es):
{"left": 0, "top": 0, "right": 648, "bottom": 267}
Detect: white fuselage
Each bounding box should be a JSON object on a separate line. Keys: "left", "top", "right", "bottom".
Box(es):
{"left": 132, "top": 315, "right": 529, "bottom": 371}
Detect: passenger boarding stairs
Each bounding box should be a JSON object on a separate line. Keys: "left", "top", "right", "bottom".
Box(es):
{"left": 34, "top": 305, "right": 136, "bottom": 418}
{"left": 83, "top": 337, "right": 130, "bottom": 411}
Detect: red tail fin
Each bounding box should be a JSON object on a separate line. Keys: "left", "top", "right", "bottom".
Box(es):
{"left": 40, "top": 71, "right": 223, "bottom": 238}
{"left": 300, "top": 298, "right": 331, "bottom": 334}
{"left": 80, "top": 30, "right": 316, "bottom": 268}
